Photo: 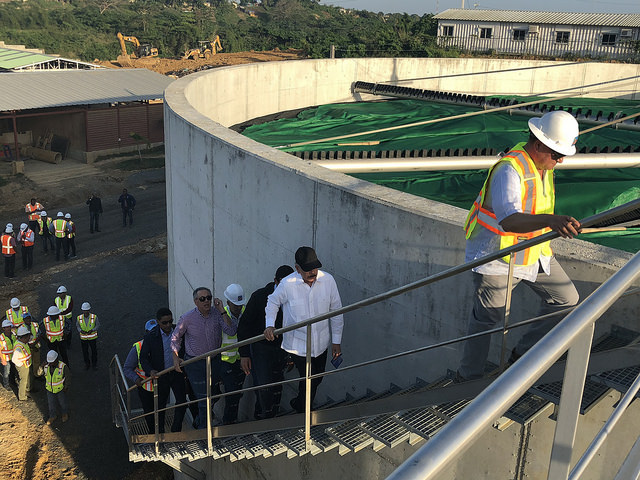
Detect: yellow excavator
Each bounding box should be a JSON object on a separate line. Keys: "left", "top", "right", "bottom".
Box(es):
{"left": 116, "top": 32, "right": 159, "bottom": 67}
{"left": 182, "top": 35, "right": 223, "bottom": 60}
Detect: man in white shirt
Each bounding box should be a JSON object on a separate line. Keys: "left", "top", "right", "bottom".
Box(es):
{"left": 264, "top": 246, "right": 343, "bottom": 413}
{"left": 458, "top": 111, "right": 581, "bottom": 380}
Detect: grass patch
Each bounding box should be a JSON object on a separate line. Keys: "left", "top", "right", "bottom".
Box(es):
{"left": 114, "top": 157, "right": 165, "bottom": 171}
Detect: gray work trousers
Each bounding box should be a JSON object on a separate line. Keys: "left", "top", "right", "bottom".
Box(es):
{"left": 459, "top": 257, "right": 579, "bottom": 380}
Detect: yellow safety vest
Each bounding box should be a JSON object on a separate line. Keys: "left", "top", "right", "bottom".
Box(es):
{"left": 0, "top": 332, "right": 15, "bottom": 363}
{"left": 12, "top": 340, "right": 31, "bottom": 368}
{"left": 464, "top": 142, "right": 554, "bottom": 267}
{"left": 25, "top": 322, "right": 40, "bottom": 348}
{"left": 133, "top": 340, "right": 154, "bottom": 392}
{"left": 6, "top": 306, "right": 29, "bottom": 328}
{"left": 45, "top": 362, "right": 66, "bottom": 393}
{"left": 221, "top": 306, "right": 244, "bottom": 364}
{"left": 77, "top": 313, "right": 98, "bottom": 340}
{"left": 44, "top": 315, "right": 65, "bottom": 343}
{"left": 66, "top": 221, "right": 75, "bottom": 239}
{"left": 37, "top": 217, "right": 52, "bottom": 235}
{"left": 55, "top": 295, "right": 73, "bottom": 320}
{"left": 53, "top": 219, "right": 67, "bottom": 238}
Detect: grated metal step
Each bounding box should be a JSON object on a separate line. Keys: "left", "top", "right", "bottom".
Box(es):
{"left": 504, "top": 392, "right": 553, "bottom": 424}
{"left": 277, "top": 429, "right": 309, "bottom": 458}
{"left": 238, "top": 434, "right": 267, "bottom": 459}
{"left": 532, "top": 377, "right": 611, "bottom": 415}
{"left": 254, "top": 431, "right": 288, "bottom": 458}
{"left": 394, "top": 407, "right": 446, "bottom": 440}
{"left": 223, "top": 437, "right": 249, "bottom": 462}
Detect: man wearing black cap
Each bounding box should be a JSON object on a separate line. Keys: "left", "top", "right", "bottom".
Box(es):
{"left": 264, "top": 247, "right": 344, "bottom": 413}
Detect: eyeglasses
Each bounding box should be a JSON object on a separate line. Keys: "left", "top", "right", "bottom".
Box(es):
{"left": 198, "top": 295, "right": 213, "bottom": 302}
{"left": 549, "top": 149, "right": 564, "bottom": 160}
{"left": 160, "top": 320, "right": 173, "bottom": 325}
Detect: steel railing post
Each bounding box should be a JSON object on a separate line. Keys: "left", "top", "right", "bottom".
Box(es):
{"left": 153, "top": 377, "right": 159, "bottom": 455}
{"left": 500, "top": 252, "right": 516, "bottom": 371}
{"left": 305, "top": 323, "right": 312, "bottom": 450}
{"left": 206, "top": 356, "right": 213, "bottom": 454}
{"left": 548, "top": 325, "right": 594, "bottom": 480}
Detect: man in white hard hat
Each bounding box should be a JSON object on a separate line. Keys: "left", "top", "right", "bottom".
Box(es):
{"left": 0, "top": 319, "right": 16, "bottom": 390}
{"left": 49, "top": 211, "right": 69, "bottom": 261}
{"left": 76, "top": 302, "right": 99, "bottom": 370}
{"left": 22, "top": 313, "right": 42, "bottom": 377}
{"left": 6, "top": 297, "right": 29, "bottom": 329}
{"left": 55, "top": 285, "right": 74, "bottom": 349}
{"left": 44, "top": 350, "right": 69, "bottom": 424}
{"left": 17, "top": 223, "right": 35, "bottom": 270}
{"left": 457, "top": 110, "right": 582, "bottom": 381}
{"left": 40, "top": 305, "right": 70, "bottom": 366}
{"left": 38, "top": 210, "right": 54, "bottom": 254}
{"left": 12, "top": 325, "right": 35, "bottom": 401}
{"left": 65, "top": 213, "right": 77, "bottom": 258}
{"left": 1, "top": 224, "right": 17, "bottom": 278}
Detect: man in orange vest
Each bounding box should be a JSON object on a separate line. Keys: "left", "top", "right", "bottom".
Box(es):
{"left": 17, "top": 223, "right": 35, "bottom": 270}
{"left": 1, "top": 224, "right": 17, "bottom": 278}
{"left": 457, "top": 111, "right": 581, "bottom": 381}
{"left": 25, "top": 198, "right": 43, "bottom": 233}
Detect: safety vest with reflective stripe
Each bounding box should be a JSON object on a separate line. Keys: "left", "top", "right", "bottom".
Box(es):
{"left": 221, "top": 305, "right": 244, "bottom": 364}
{"left": 37, "top": 217, "right": 52, "bottom": 235}
{"left": 464, "top": 143, "right": 554, "bottom": 267}
{"left": 0, "top": 332, "right": 15, "bottom": 364}
{"left": 45, "top": 362, "right": 66, "bottom": 393}
{"left": 26, "top": 202, "right": 43, "bottom": 221}
{"left": 53, "top": 219, "right": 67, "bottom": 238}
{"left": 1, "top": 234, "right": 15, "bottom": 255}
{"left": 25, "top": 322, "right": 40, "bottom": 348}
{"left": 19, "top": 228, "right": 35, "bottom": 247}
{"left": 133, "top": 340, "right": 154, "bottom": 392}
{"left": 6, "top": 306, "right": 29, "bottom": 328}
{"left": 12, "top": 340, "right": 31, "bottom": 368}
{"left": 77, "top": 313, "right": 98, "bottom": 340}
{"left": 66, "top": 221, "right": 75, "bottom": 239}
{"left": 43, "top": 315, "right": 65, "bottom": 342}
{"left": 55, "top": 295, "right": 72, "bottom": 320}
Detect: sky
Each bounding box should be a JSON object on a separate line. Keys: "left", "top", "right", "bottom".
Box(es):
{"left": 319, "top": 0, "right": 640, "bottom": 15}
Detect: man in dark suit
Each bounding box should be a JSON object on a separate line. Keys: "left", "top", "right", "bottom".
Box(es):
{"left": 140, "top": 307, "right": 187, "bottom": 433}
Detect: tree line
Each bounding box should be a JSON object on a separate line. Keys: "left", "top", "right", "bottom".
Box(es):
{"left": 0, "top": 0, "right": 459, "bottom": 61}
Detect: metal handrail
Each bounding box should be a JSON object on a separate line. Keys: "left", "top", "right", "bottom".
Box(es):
{"left": 387, "top": 250, "right": 640, "bottom": 480}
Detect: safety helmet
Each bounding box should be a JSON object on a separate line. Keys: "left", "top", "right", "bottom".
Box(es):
{"left": 16, "top": 325, "right": 30, "bottom": 336}
{"left": 224, "top": 284, "right": 246, "bottom": 306}
{"left": 57, "top": 211, "right": 64, "bottom": 218}
{"left": 1, "top": 319, "right": 12, "bottom": 328}
{"left": 40, "top": 211, "right": 47, "bottom": 217}
{"left": 145, "top": 319, "right": 157, "bottom": 331}
{"left": 528, "top": 110, "right": 579, "bottom": 157}
{"left": 47, "top": 306, "right": 61, "bottom": 316}
{"left": 20, "top": 223, "right": 27, "bottom": 231}
{"left": 47, "top": 350, "right": 58, "bottom": 363}
{"left": 6, "top": 223, "right": 12, "bottom": 229}
{"left": 57, "top": 285, "right": 67, "bottom": 294}
{"left": 10, "top": 297, "right": 20, "bottom": 308}
{"left": 81, "top": 302, "right": 91, "bottom": 311}
{"left": 5, "top": 226, "right": 12, "bottom": 234}
{"left": 65, "top": 213, "right": 71, "bottom": 219}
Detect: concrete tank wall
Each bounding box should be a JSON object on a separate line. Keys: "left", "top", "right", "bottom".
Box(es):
{"left": 164, "top": 57, "right": 640, "bottom": 479}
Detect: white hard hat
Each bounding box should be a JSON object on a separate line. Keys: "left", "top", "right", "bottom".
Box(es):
{"left": 57, "top": 285, "right": 67, "bottom": 294}
{"left": 528, "top": 110, "right": 579, "bottom": 157}
{"left": 47, "top": 306, "right": 61, "bottom": 316}
{"left": 2, "top": 319, "right": 12, "bottom": 328}
{"left": 10, "top": 297, "right": 20, "bottom": 308}
{"left": 16, "top": 325, "right": 30, "bottom": 336}
{"left": 81, "top": 302, "right": 91, "bottom": 311}
{"left": 20, "top": 223, "right": 27, "bottom": 231}
{"left": 6, "top": 223, "right": 12, "bottom": 229}
{"left": 47, "top": 350, "right": 58, "bottom": 363}
{"left": 5, "top": 225, "right": 12, "bottom": 234}
{"left": 40, "top": 211, "right": 47, "bottom": 216}
{"left": 57, "top": 211, "right": 64, "bottom": 217}
{"left": 224, "top": 284, "right": 246, "bottom": 306}
{"left": 65, "top": 213, "right": 71, "bottom": 219}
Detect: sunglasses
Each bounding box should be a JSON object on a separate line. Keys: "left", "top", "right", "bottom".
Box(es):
{"left": 160, "top": 320, "right": 173, "bottom": 325}
{"left": 198, "top": 295, "right": 213, "bottom": 302}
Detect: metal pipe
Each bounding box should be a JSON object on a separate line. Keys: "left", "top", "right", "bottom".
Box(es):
{"left": 386, "top": 250, "right": 640, "bottom": 480}
{"left": 313, "top": 153, "right": 640, "bottom": 173}
{"left": 500, "top": 253, "right": 516, "bottom": 371}
{"left": 305, "top": 323, "right": 312, "bottom": 449}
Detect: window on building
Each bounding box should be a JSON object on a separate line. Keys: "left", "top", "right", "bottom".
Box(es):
{"left": 513, "top": 29, "right": 526, "bottom": 41}
{"left": 442, "top": 26, "right": 454, "bottom": 37}
{"left": 480, "top": 28, "right": 492, "bottom": 39}
{"left": 556, "top": 31, "right": 570, "bottom": 44}
{"left": 602, "top": 33, "right": 617, "bottom": 46}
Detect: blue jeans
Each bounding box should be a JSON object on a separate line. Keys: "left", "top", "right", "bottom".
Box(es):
{"left": 1, "top": 362, "right": 10, "bottom": 387}
{"left": 47, "top": 390, "right": 68, "bottom": 418}
{"left": 183, "top": 355, "right": 207, "bottom": 429}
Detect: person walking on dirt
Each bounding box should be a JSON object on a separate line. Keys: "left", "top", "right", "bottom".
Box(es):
{"left": 22, "top": 313, "right": 42, "bottom": 378}
{"left": 55, "top": 286, "right": 74, "bottom": 349}
{"left": 12, "top": 326, "right": 35, "bottom": 401}
{"left": 65, "top": 213, "right": 76, "bottom": 258}
{"left": 25, "top": 198, "right": 43, "bottom": 234}
{"left": 1, "top": 319, "right": 16, "bottom": 390}
{"left": 86, "top": 192, "right": 103, "bottom": 233}
{"left": 118, "top": 188, "right": 136, "bottom": 227}
{"left": 1, "top": 224, "right": 17, "bottom": 278}
{"left": 17, "top": 223, "right": 35, "bottom": 270}
{"left": 50, "top": 212, "right": 69, "bottom": 261}
{"left": 77, "top": 302, "right": 99, "bottom": 370}
{"left": 38, "top": 211, "right": 54, "bottom": 254}
{"left": 44, "top": 350, "right": 69, "bottom": 425}
{"left": 40, "top": 306, "right": 70, "bottom": 366}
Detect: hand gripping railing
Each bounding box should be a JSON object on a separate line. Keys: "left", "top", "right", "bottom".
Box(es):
{"left": 110, "top": 198, "right": 640, "bottom": 459}
{"left": 387, "top": 250, "right": 640, "bottom": 480}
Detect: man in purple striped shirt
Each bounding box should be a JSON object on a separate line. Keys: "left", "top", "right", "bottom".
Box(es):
{"left": 171, "top": 287, "right": 237, "bottom": 429}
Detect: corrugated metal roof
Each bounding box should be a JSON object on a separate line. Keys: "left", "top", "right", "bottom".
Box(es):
{"left": 0, "top": 69, "right": 174, "bottom": 111}
{"left": 434, "top": 9, "right": 640, "bottom": 27}
{"left": 0, "top": 47, "right": 53, "bottom": 69}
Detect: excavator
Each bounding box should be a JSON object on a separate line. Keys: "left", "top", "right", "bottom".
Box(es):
{"left": 116, "top": 32, "right": 159, "bottom": 67}
{"left": 182, "top": 35, "right": 223, "bottom": 60}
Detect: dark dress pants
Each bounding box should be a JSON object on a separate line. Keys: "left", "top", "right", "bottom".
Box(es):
{"left": 157, "top": 370, "right": 188, "bottom": 432}
{"left": 250, "top": 341, "right": 286, "bottom": 418}
{"left": 81, "top": 339, "right": 97, "bottom": 367}
{"left": 21, "top": 245, "right": 33, "bottom": 269}
{"left": 212, "top": 356, "right": 244, "bottom": 424}
{"left": 4, "top": 255, "right": 15, "bottom": 277}
{"left": 290, "top": 350, "right": 328, "bottom": 413}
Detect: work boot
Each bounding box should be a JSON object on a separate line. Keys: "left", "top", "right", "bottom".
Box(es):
{"left": 61, "top": 413, "right": 69, "bottom": 423}
{"left": 46, "top": 416, "right": 57, "bottom": 425}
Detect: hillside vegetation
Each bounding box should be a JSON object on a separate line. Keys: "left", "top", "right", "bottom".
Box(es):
{"left": 0, "top": 0, "right": 456, "bottom": 61}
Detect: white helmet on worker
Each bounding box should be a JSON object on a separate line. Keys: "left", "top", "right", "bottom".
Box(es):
{"left": 2, "top": 319, "right": 12, "bottom": 328}
{"left": 47, "top": 306, "right": 61, "bottom": 316}
{"left": 16, "top": 325, "right": 30, "bottom": 337}
{"left": 47, "top": 350, "right": 58, "bottom": 363}
{"left": 528, "top": 110, "right": 579, "bottom": 157}
{"left": 57, "top": 211, "right": 64, "bottom": 218}
{"left": 224, "top": 284, "right": 246, "bottom": 306}
{"left": 81, "top": 302, "right": 91, "bottom": 311}
{"left": 41, "top": 211, "right": 47, "bottom": 217}
{"left": 5, "top": 225, "right": 12, "bottom": 234}
{"left": 10, "top": 297, "right": 20, "bottom": 308}
{"left": 65, "top": 213, "right": 71, "bottom": 219}
{"left": 20, "top": 223, "right": 27, "bottom": 231}
{"left": 57, "top": 285, "right": 67, "bottom": 294}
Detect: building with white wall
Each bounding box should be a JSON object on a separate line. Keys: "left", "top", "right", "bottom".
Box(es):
{"left": 434, "top": 9, "right": 640, "bottom": 60}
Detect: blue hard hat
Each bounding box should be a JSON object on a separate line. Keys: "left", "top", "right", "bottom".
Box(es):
{"left": 145, "top": 319, "right": 157, "bottom": 332}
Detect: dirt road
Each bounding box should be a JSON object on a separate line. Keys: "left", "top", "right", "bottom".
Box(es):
{"left": 0, "top": 161, "right": 173, "bottom": 479}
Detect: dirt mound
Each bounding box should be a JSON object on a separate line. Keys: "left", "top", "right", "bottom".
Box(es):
{"left": 95, "top": 48, "right": 305, "bottom": 77}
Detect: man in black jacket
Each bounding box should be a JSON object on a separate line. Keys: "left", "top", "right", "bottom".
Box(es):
{"left": 86, "top": 193, "right": 103, "bottom": 233}
{"left": 140, "top": 307, "right": 187, "bottom": 433}
{"left": 237, "top": 265, "right": 293, "bottom": 419}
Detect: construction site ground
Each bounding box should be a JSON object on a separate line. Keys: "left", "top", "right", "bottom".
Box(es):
{"left": 94, "top": 48, "right": 305, "bottom": 77}
{"left": 0, "top": 154, "right": 173, "bottom": 479}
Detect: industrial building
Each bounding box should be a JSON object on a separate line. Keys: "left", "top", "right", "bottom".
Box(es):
{"left": 434, "top": 9, "right": 640, "bottom": 60}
